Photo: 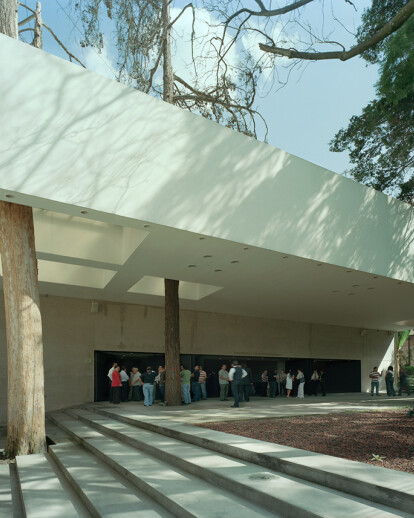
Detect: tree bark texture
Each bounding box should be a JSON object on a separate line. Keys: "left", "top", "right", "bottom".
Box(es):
{"left": 0, "top": 202, "right": 46, "bottom": 455}
{"left": 164, "top": 279, "right": 182, "bottom": 406}
{"left": 33, "top": 2, "right": 42, "bottom": 49}
{"left": 162, "top": 0, "right": 174, "bottom": 104}
{"left": 0, "top": 0, "right": 17, "bottom": 39}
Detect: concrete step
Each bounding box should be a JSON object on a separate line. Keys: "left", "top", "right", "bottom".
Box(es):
{"left": 16, "top": 452, "right": 89, "bottom": 517}
{"left": 0, "top": 465, "right": 13, "bottom": 517}
{"left": 48, "top": 442, "right": 174, "bottom": 518}
{"left": 49, "top": 413, "right": 279, "bottom": 518}
{"left": 55, "top": 409, "right": 409, "bottom": 518}
{"left": 91, "top": 405, "right": 414, "bottom": 515}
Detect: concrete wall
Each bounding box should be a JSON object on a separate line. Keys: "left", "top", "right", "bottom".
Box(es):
{"left": 0, "top": 294, "right": 393, "bottom": 424}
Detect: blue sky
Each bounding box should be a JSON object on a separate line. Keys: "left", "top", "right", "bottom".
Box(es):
{"left": 18, "top": 0, "right": 379, "bottom": 175}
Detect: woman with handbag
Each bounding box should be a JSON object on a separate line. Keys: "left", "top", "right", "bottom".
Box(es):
{"left": 296, "top": 368, "right": 305, "bottom": 399}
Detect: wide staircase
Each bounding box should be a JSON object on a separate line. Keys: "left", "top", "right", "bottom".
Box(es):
{"left": 1, "top": 404, "right": 413, "bottom": 517}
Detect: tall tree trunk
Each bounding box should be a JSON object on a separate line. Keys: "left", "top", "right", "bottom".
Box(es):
{"left": 0, "top": 203, "right": 46, "bottom": 456}
{"left": 0, "top": 0, "right": 17, "bottom": 39}
{"left": 162, "top": 0, "right": 181, "bottom": 405}
{"left": 162, "top": 0, "right": 174, "bottom": 104}
{"left": 0, "top": 1, "right": 46, "bottom": 456}
{"left": 164, "top": 279, "right": 182, "bottom": 406}
{"left": 33, "top": 2, "right": 42, "bottom": 49}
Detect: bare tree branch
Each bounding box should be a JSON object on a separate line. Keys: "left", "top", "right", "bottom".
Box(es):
{"left": 18, "top": 13, "right": 35, "bottom": 26}
{"left": 42, "top": 21, "right": 86, "bottom": 67}
{"left": 225, "top": 0, "right": 315, "bottom": 26}
{"left": 259, "top": 0, "right": 414, "bottom": 61}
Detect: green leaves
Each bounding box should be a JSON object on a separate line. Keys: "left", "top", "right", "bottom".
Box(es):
{"left": 331, "top": 0, "right": 414, "bottom": 203}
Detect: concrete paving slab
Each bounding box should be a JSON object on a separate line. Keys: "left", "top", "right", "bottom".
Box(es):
{"left": 0, "top": 465, "right": 12, "bottom": 518}
{"left": 53, "top": 417, "right": 278, "bottom": 518}
{"left": 64, "top": 409, "right": 410, "bottom": 518}
{"left": 16, "top": 453, "right": 81, "bottom": 518}
{"left": 49, "top": 442, "right": 174, "bottom": 517}
{"left": 93, "top": 405, "right": 414, "bottom": 515}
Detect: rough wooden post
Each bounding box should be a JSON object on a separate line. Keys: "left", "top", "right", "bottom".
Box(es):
{"left": 0, "top": 203, "right": 46, "bottom": 455}
{"left": 164, "top": 279, "right": 182, "bottom": 406}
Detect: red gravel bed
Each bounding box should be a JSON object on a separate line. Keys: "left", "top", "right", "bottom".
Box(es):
{"left": 197, "top": 411, "right": 414, "bottom": 473}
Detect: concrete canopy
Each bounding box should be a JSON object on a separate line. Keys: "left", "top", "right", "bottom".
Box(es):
{"left": 0, "top": 34, "right": 413, "bottom": 332}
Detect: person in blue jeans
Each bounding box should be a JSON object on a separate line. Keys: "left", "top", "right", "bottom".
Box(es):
{"left": 369, "top": 366, "right": 382, "bottom": 396}
{"left": 191, "top": 365, "right": 201, "bottom": 401}
{"left": 180, "top": 365, "right": 192, "bottom": 404}
{"left": 140, "top": 366, "right": 157, "bottom": 406}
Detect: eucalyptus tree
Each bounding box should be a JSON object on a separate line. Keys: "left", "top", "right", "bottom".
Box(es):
{"left": 0, "top": 0, "right": 47, "bottom": 456}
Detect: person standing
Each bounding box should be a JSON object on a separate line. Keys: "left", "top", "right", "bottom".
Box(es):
{"left": 130, "top": 367, "right": 141, "bottom": 401}
{"left": 191, "top": 365, "right": 201, "bottom": 401}
{"left": 199, "top": 366, "right": 208, "bottom": 400}
{"left": 159, "top": 366, "right": 166, "bottom": 406}
{"left": 140, "top": 366, "right": 157, "bottom": 406}
{"left": 120, "top": 366, "right": 130, "bottom": 402}
{"left": 180, "top": 365, "right": 192, "bottom": 404}
{"left": 107, "top": 362, "right": 118, "bottom": 403}
{"left": 269, "top": 369, "right": 277, "bottom": 398}
{"left": 111, "top": 366, "right": 122, "bottom": 404}
{"left": 260, "top": 370, "right": 268, "bottom": 397}
{"left": 241, "top": 363, "right": 253, "bottom": 402}
{"left": 398, "top": 367, "right": 411, "bottom": 396}
{"left": 228, "top": 360, "right": 247, "bottom": 408}
{"left": 385, "top": 366, "right": 396, "bottom": 397}
{"left": 286, "top": 370, "right": 294, "bottom": 398}
{"left": 310, "top": 370, "right": 319, "bottom": 396}
{"left": 319, "top": 369, "right": 326, "bottom": 396}
{"left": 296, "top": 368, "right": 305, "bottom": 399}
{"left": 218, "top": 364, "right": 229, "bottom": 401}
{"left": 279, "top": 369, "right": 287, "bottom": 396}
{"left": 369, "top": 366, "right": 383, "bottom": 396}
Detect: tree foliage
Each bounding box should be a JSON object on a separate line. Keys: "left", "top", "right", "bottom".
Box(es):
{"left": 330, "top": 3, "right": 414, "bottom": 203}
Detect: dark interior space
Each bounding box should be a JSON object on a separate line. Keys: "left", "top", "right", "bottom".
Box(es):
{"left": 95, "top": 350, "right": 361, "bottom": 401}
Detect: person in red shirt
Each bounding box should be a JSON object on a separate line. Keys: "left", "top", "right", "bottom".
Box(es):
{"left": 111, "top": 366, "right": 122, "bottom": 404}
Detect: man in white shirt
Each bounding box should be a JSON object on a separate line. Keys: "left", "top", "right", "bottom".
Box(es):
{"left": 107, "top": 362, "right": 117, "bottom": 403}
{"left": 228, "top": 360, "right": 247, "bottom": 408}
{"left": 120, "top": 366, "right": 130, "bottom": 402}
{"left": 130, "top": 367, "right": 141, "bottom": 401}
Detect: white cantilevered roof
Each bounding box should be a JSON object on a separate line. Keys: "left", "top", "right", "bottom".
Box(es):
{"left": 0, "top": 34, "right": 413, "bottom": 331}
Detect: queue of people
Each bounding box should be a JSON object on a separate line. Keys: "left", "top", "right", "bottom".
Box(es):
{"left": 107, "top": 362, "right": 331, "bottom": 406}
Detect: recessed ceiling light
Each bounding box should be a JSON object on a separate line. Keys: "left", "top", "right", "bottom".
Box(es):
{"left": 80, "top": 210, "right": 88, "bottom": 214}
{"left": 188, "top": 264, "right": 196, "bottom": 268}
{"left": 5, "top": 194, "right": 14, "bottom": 198}
{"left": 203, "top": 255, "right": 212, "bottom": 258}
{"left": 214, "top": 269, "right": 222, "bottom": 272}
{"left": 231, "top": 260, "right": 239, "bottom": 264}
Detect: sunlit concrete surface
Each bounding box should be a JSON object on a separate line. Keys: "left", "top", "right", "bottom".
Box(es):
{"left": 84, "top": 392, "right": 414, "bottom": 424}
